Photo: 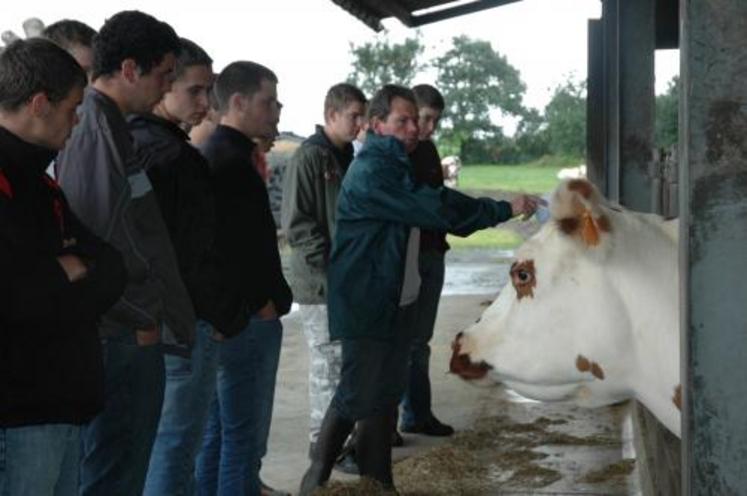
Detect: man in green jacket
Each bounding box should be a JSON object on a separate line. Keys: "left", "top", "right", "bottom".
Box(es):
{"left": 281, "top": 83, "right": 366, "bottom": 456}
{"left": 299, "top": 84, "right": 540, "bottom": 494}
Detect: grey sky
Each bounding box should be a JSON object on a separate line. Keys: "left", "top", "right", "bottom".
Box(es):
{"left": 2, "top": 0, "right": 678, "bottom": 136}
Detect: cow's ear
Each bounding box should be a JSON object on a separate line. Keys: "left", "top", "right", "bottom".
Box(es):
{"left": 551, "top": 179, "right": 611, "bottom": 247}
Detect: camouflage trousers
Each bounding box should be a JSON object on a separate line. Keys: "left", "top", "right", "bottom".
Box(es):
{"left": 300, "top": 304, "right": 342, "bottom": 443}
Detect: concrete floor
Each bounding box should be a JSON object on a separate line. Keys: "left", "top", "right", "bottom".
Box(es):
{"left": 260, "top": 292, "right": 641, "bottom": 495}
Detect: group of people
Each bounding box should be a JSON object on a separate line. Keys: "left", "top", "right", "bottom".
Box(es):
{"left": 0, "top": 9, "right": 539, "bottom": 496}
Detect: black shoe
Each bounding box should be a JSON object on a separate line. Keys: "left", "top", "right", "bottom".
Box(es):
{"left": 401, "top": 416, "right": 455, "bottom": 437}
{"left": 334, "top": 450, "right": 360, "bottom": 474}
{"left": 260, "top": 481, "right": 291, "bottom": 496}
{"left": 391, "top": 430, "right": 404, "bottom": 447}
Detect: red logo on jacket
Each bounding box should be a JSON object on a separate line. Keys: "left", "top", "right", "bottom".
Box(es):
{"left": 0, "top": 169, "right": 12, "bottom": 199}
{"left": 43, "top": 174, "right": 65, "bottom": 232}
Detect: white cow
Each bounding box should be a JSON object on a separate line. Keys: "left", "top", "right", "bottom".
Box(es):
{"left": 450, "top": 178, "right": 681, "bottom": 437}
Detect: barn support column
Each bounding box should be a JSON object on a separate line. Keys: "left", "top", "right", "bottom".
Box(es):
{"left": 586, "top": 19, "right": 605, "bottom": 192}
{"left": 680, "top": 0, "right": 747, "bottom": 493}
{"left": 602, "top": 0, "right": 619, "bottom": 201}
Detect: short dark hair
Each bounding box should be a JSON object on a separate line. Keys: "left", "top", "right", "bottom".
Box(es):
{"left": 412, "top": 84, "right": 445, "bottom": 112}
{"left": 175, "top": 38, "right": 212, "bottom": 79}
{"left": 0, "top": 38, "right": 86, "bottom": 112}
{"left": 92, "top": 10, "right": 181, "bottom": 80}
{"left": 367, "top": 84, "right": 416, "bottom": 122}
{"left": 324, "top": 83, "right": 366, "bottom": 116}
{"left": 43, "top": 19, "right": 96, "bottom": 51}
{"left": 214, "top": 61, "right": 277, "bottom": 112}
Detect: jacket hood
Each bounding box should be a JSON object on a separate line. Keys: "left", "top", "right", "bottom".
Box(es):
{"left": 304, "top": 125, "right": 354, "bottom": 172}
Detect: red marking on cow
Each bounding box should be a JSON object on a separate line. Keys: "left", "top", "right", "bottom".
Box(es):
{"left": 568, "top": 179, "right": 593, "bottom": 199}
{"left": 450, "top": 332, "right": 492, "bottom": 380}
{"left": 0, "top": 170, "right": 13, "bottom": 199}
{"left": 581, "top": 210, "right": 601, "bottom": 246}
{"left": 510, "top": 259, "right": 536, "bottom": 300}
{"left": 576, "top": 354, "right": 605, "bottom": 380}
{"left": 576, "top": 355, "right": 591, "bottom": 372}
{"left": 590, "top": 362, "right": 605, "bottom": 380}
{"left": 673, "top": 385, "right": 682, "bottom": 411}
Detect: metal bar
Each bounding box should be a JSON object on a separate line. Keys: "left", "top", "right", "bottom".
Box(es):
{"left": 603, "top": 0, "right": 620, "bottom": 202}
{"left": 587, "top": 19, "right": 606, "bottom": 192}
{"left": 410, "top": 0, "right": 521, "bottom": 27}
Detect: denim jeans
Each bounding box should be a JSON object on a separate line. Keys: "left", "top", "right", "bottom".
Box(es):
{"left": 143, "top": 320, "right": 221, "bottom": 496}
{"left": 196, "top": 316, "right": 283, "bottom": 496}
{"left": 0, "top": 424, "right": 80, "bottom": 496}
{"left": 401, "top": 250, "right": 445, "bottom": 427}
{"left": 332, "top": 302, "right": 418, "bottom": 422}
{"left": 79, "top": 332, "right": 165, "bottom": 496}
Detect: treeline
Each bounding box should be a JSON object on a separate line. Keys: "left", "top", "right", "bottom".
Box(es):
{"left": 347, "top": 34, "right": 679, "bottom": 164}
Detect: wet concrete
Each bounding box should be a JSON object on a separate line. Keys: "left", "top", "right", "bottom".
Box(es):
{"left": 262, "top": 252, "right": 641, "bottom": 495}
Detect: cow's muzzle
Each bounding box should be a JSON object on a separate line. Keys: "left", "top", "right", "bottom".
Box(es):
{"left": 450, "top": 331, "right": 492, "bottom": 380}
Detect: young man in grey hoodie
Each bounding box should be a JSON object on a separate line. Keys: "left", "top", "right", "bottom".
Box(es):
{"left": 55, "top": 11, "right": 194, "bottom": 496}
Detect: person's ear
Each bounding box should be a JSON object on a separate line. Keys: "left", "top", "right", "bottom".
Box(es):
{"left": 324, "top": 107, "right": 336, "bottom": 125}
{"left": 121, "top": 59, "right": 138, "bottom": 83}
{"left": 371, "top": 116, "right": 386, "bottom": 135}
{"left": 28, "top": 92, "right": 50, "bottom": 117}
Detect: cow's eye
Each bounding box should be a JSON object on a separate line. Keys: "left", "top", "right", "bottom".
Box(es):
{"left": 517, "top": 270, "right": 532, "bottom": 283}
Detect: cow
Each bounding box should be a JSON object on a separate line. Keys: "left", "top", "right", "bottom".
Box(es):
{"left": 450, "top": 178, "right": 681, "bottom": 437}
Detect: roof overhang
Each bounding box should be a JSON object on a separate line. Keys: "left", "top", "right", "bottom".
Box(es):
{"left": 331, "top": 0, "right": 522, "bottom": 32}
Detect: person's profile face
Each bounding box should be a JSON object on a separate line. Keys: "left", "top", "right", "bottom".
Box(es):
{"left": 241, "top": 78, "right": 281, "bottom": 139}
{"left": 329, "top": 100, "right": 366, "bottom": 144}
{"left": 417, "top": 105, "right": 442, "bottom": 141}
{"left": 133, "top": 52, "right": 177, "bottom": 113}
{"left": 38, "top": 85, "right": 84, "bottom": 150}
{"left": 374, "top": 96, "right": 419, "bottom": 153}
{"left": 162, "top": 64, "right": 213, "bottom": 126}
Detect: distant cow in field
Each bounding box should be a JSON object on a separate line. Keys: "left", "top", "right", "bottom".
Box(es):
{"left": 450, "top": 178, "right": 681, "bottom": 437}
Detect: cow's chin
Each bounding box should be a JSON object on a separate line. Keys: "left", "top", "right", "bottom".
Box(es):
{"left": 502, "top": 379, "right": 585, "bottom": 403}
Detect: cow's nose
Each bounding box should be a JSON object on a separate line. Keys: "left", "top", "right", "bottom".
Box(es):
{"left": 449, "top": 333, "right": 491, "bottom": 380}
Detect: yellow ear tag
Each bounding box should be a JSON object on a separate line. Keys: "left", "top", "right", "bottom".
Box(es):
{"left": 581, "top": 210, "right": 600, "bottom": 246}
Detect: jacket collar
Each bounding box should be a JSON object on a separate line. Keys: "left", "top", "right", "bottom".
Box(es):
{"left": 213, "top": 124, "right": 256, "bottom": 155}
{"left": 304, "top": 125, "right": 354, "bottom": 171}
{"left": 129, "top": 112, "right": 190, "bottom": 141}
{"left": 360, "top": 131, "right": 409, "bottom": 165}
{"left": 0, "top": 126, "right": 57, "bottom": 178}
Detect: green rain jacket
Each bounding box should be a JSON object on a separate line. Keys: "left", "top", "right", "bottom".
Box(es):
{"left": 328, "top": 133, "right": 513, "bottom": 341}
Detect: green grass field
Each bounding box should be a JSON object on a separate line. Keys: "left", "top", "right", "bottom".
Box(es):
{"left": 455, "top": 156, "right": 582, "bottom": 194}
{"left": 447, "top": 156, "right": 582, "bottom": 250}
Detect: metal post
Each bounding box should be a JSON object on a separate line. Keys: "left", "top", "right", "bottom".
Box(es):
{"left": 680, "top": 0, "right": 747, "bottom": 493}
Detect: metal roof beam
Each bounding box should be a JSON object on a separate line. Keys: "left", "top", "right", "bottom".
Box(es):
{"left": 409, "top": 0, "right": 522, "bottom": 27}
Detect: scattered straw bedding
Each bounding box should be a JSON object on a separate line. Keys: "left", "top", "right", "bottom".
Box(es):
{"left": 314, "top": 415, "right": 635, "bottom": 495}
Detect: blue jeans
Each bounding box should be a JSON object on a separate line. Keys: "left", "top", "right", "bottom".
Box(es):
{"left": 401, "top": 250, "right": 445, "bottom": 428}
{"left": 0, "top": 424, "right": 80, "bottom": 496}
{"left": 196, "top": 316, "right": 283, "bottom": 496}
{"left": 143, "top": 320, "right": 221, "bottom": 496}
{"left": 79, "top": 332, "right": 165, "bottom": 496}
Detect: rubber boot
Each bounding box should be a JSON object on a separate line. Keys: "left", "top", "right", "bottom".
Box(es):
{"left": 356, "top": 414, "right": 397, "bottom": 492}
{"left": 298, "top": 407, "right": 355, "bottom": 496}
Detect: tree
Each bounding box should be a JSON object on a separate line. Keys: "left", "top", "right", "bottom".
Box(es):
{"left": 433, "top": 35, "right": 526, "bottom": 162}
{"left": 544, "top": 77, "right": 586, "bottom": 157}
{"left": 346, "top": 34, "right": 424, "bottom": 97}
{"left": 655, "top": 76, "right": 678, "bottom": 149}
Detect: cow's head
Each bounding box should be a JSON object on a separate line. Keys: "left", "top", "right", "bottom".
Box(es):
{"left": 451, "top": 179, "right": 639, "bottom": 407}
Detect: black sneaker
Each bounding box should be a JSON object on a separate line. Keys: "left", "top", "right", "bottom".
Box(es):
{"left": 401, "top": 416, "right": 455, "bottom": 437}
{"left": 260, "top": 481, "right": 290, "bottom": 496}
{"left": 334, "top": 450, "right": 360, "bottom": 474}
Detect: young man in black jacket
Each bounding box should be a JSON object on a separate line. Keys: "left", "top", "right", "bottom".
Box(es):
{"left": 195, "top": 61, "right": 292, "bottom": 496}
{"left": 0, "top": 38, "right": 126, "bottom": 496}
{"left": 128, "top": 38, "right": 220, "bottom": 496}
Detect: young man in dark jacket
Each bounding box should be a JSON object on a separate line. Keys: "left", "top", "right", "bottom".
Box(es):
{"left": 399, "top": 84, "right": 454, "bottom": 437}
{"left": 0, "top": 38, "right": 126, "bottom": 496}
{"left": 281, "top": 83, "right": 366, "bottom": 456}
{"left": 54, "top": 11, "right": 193, "bottom": 496}
{"left": 127, "top": 38, "right": 220, "bottom": 496}
{"left": 195, "top": 61, "right": 293, "bottom": 496}
{"left": 299, "top": 85, "right": 540, "bottom": 494}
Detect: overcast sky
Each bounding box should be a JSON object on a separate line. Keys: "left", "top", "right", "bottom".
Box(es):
{"left": 2, "top": 0, "right": 678, "bottom": 136}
